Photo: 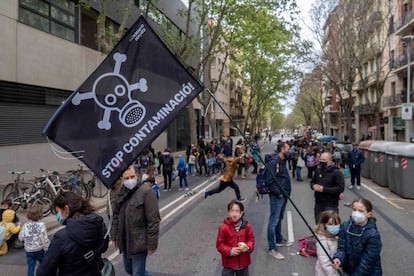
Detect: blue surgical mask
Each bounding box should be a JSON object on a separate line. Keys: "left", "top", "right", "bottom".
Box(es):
{"left": 326, "top": 224, "right": 340, "bottom": 235}
{"left": 56, "top": 211, "right": 67, "bottom": 225}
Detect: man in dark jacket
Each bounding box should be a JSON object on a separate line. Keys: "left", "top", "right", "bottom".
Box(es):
{"left": 310, "top": 152, "right": 345, "bottom": 223}
{"left": 347, "top": 144, "right": 365, "bottom": 189}
{"left": 111, "top": 166, "right": 161, "bottom": 276}
{"left": 265, "top": 142, "right": 292, "bottom": 260}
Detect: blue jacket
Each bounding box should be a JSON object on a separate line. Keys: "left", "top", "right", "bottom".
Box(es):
{"left": 334, "top": 218, "right": 382, "bottom": 276}
{"left": 264, "top": 156, "right": 291, "bottom": 197}
{"left": 347, "top": 149, "right": 365, "bottom": 168}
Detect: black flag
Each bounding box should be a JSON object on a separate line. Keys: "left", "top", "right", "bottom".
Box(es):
{"left": 43, "top": 15, "right": 204, "bottom": 188}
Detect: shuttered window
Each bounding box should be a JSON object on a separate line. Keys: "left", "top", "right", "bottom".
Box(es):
{"left": 0, "top": 81, "right": 70, "bottom": 146}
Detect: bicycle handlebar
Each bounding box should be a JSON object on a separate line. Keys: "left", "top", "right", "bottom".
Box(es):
{"left": 8, "top": 170, "right": 30, "bottom": 175}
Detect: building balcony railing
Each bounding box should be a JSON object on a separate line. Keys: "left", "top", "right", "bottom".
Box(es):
{"left": 394, "top": 10, "right": 414, "bottom": 34}
{"left": 390, "top": 52, "right": 414, "bottom": 71}
{"left": 354, "top": 103, "right": 372, "bottom": 114}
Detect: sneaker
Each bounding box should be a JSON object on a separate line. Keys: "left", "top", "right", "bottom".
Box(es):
{"left": 238, "top": 197, "right": 246, "bottom": 202}
{"left": 163, "top": 189, "right": 168, "bottom": 192}
{"left": 276, "top": 239, "right": 292, "bottom": 247}
{"left": 185, "top": 187, "right": 189, "bottom": 191}
{"left": 348, "top": 185, "right": 354, "bottom": 189}
{"left": 356, "top": 186, "right": 361, "bottom": 190}
{"left": 168, "top": 189, "right": 171, "bottom": 191}
{"left": 268, "top": 249, "right": 284, "bottom": 260}
{"left": 178, "top": 188, "right": 183, "bottom": 191}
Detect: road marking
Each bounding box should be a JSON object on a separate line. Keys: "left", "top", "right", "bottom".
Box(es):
{"left": 160, "top": 176, "right": 218, "bottom": 213}
{"left": 287, "top": 211, "right": 294, "bottom": 244}
{"left": 361, "top": 182, "right": 387, "bottom": 199}
{"left": 109, "top": 175, "right": 220, "bottom": 261}
{"left": 386, "top": 199, "right": 404, "bottom": 210}
{"left": 361, "top": 182, "right": 405, "bottom": 210}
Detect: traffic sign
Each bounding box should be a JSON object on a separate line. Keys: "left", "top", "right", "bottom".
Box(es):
{"left": 402, "top": 103, "right": 412, "bottom": 120}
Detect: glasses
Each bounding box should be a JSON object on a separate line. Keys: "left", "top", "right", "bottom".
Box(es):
{"left": 346, "top": 223, "right": 366, "bottom": 237}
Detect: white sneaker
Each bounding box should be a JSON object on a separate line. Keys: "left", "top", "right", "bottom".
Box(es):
{"left": 268, "top": 249, "right": 284, "bottom": 260}
{"left": 178, "top": 188, "right": 183, "bottom": 191}
{"left": 348, "top": 185, "right": 354, "bottom": 189}
{"left": 185, "top": 187, "right": 189, "bottom": 191}
{"left": 356, "top": 186, "right": 361, "bottom": 190}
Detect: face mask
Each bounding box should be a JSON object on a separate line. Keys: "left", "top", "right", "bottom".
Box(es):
{"left": 326, "top": 224, "right": 340, "bottom": 235}
{"left": 56, "top": 211, "right": 67, "bottom": 225}
{"left": 319, "top": 161, "right": 327, "bottom": 169}
{"left": 124, "top": 178, "right": 138, "bottom": 190}
{"left": 351, "top": 211, "right": 366, "bottom": 224}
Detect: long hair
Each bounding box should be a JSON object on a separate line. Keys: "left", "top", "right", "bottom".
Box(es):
{"left": 53, "top": 191, "right": 95, "bottom": 218}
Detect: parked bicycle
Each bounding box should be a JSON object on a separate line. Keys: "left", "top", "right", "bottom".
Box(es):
{"left": 2, "top": 171, "right": 34, "bottom": 200}
{"left": 4, "top": 181, "right": 53, "bottom": 217}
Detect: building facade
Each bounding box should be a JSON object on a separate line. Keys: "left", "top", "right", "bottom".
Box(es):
{"left": 0, "top": 0, "right": 199, "bottom": 182}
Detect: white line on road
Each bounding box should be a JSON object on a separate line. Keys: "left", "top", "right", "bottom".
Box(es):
{"left": 361, "top": 182, "right": 387, "bottom": 199}
{"left": 287, "top": 211, "right": 294, "bottom": 244}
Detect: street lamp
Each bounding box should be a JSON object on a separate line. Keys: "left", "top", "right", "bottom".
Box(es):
{"left": 402, "top": 35, "right": 414, "bottom": 143}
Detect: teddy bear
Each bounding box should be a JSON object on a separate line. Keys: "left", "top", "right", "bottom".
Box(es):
{"left": 0, "top": 209, "right": 21, "bottom": 255}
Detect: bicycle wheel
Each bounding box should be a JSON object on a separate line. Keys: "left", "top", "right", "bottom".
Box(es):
{"left": 4, "top": 191, "right": 22, "bottom": 211}
{"left": 31, "top": 194, "right": 53, "bottom": 217}
{"left": 2, "top": 183, "right": 15, "bottom": 200}
{"left": 90, "top": 176, "right": 108, "bottom": 198}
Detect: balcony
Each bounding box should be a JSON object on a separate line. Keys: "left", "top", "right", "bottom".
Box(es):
{"left": 390, "top": 52, "right": 414, "bottom": 72}
{"left": 354, "top": 103, "right": 373, "bottom": 114}
{"left": 383, "top": 95, "right": 404, "bottom": 107}
{"left": 400, "top": 90, "right": 414, "bottom": 102}
{"left": 394, "top": 9, "right": 414, "bottom": 35}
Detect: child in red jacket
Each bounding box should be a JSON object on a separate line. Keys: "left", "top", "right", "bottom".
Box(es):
{"left": 216, "top": 199, "right": 255, "bottom": 276}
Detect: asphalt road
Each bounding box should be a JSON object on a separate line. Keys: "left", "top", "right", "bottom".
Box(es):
{"left": 1, "top": 135, "right": 414, "bottom": 275}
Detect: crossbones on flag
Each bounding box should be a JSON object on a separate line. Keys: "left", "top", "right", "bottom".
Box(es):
{"left": 43, "top": 15, "right": 204, "bottom": 188}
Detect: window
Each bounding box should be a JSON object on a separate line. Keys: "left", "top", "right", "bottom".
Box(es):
{"left": 19, "top": 0, "right": 77, "bottom": 42}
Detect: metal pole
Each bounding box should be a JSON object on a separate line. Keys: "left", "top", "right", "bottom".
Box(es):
{"left": 406, "top": 41, "right": 411, "bottom": 143}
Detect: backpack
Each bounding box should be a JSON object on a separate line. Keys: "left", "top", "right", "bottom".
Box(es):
{"left": 297, "top": 235, "right": 317, "bottom": 257}
{"left": 0, "top": 223, "right": 8, "bottom": 245}
{"left": 163, "top": 155, "right": 172, "bottom": 166}
{"left": 140, "top": 155, "right": 150, "bottom": 167}
{"left": 306, "top": 154, "right": 317, "bottom": 167}
{"left": 256, "top": 167, "right": 268, "bottom": 195}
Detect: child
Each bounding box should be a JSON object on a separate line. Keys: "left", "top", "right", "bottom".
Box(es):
{"left": 146, "top": 176, "right": 160, "bottom": 200}
{"left": 19, "top": 205, "right": 50, "bottom": 276}
{"left": 206, "top": 152, "right": 215, "bottom": 176}
{"left": 216, "top": 200, "right": 254, "bottom": 276}
{"left": 315, "top": 210, "right": 341, "bottom": 276}
{"left": 333, "top": 198, "right": 382, "bottom": 275}
{"left": 188, "top": 152, "right": 196, "bottom": 175}
{"left": 176, "top": 156, "right": 189, "bottom": 191}
{"left": 0, "top": 209, "right": 21, "bottom": 255}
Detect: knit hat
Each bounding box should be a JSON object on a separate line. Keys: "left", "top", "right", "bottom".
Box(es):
{"left": 2, "top": 209, "right": 15, "bottom": 223}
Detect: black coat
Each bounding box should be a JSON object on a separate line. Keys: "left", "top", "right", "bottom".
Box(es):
{"left": 37, "top": 213, "right": 108, "bottom": 276}
{"left": 310, "top": 165, "right": 344, "bottom": 208}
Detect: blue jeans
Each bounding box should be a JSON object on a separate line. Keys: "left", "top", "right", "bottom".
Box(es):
{"left": 267, "top": 194, "right": 288, "bottom": 250}
{"left": 26, "top": 250, "right": 44, "bottom": 276}
{"left": 296, "top": 166, "right": 302, "bottom": 180}
{"left": 123, "top": 252, "right": 150, "bottom": 276}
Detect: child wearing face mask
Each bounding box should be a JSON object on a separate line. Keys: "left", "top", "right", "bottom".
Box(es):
{"left": 315, "top": 210, "right": 341, "bottom": 276}
{"left": 332, "top": 198, "right": 382, "bottom": 275}
{"left": 216, "top": 200, "right": 255, "bottom": 276}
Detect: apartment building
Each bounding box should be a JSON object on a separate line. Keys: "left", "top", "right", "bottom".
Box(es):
{"left": 0, "top": 0, "right": 199, "bottom": 182}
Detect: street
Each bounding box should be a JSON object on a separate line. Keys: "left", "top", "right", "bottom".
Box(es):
{"left": 1, "top": 135, "right": 414, "bottom": 275}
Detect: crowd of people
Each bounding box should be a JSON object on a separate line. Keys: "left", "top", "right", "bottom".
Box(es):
{"left": 0, "top": 132, "right": 382, "bottom": 276}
